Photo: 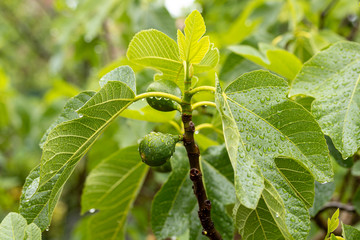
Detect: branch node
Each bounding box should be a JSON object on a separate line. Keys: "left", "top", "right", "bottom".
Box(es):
{"left": 190, "top": 168, "right": 201, "bottom": 181}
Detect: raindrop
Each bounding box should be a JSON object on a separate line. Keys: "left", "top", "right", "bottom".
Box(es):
{"left": 89, "top": 208, "right": 96, "bottom": 213}
{"left": 275, "top": 213, "right": 279, "bottom": 218}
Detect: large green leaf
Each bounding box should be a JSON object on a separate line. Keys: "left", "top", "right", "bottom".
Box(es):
{"left": 233, "top": 180, "right": 293, "bottom": 240}
{"left": 80, "top": 146, "right": 148, "bottom": 240}
{"left": 20, "top": 66, "right": 136, "bottom": 230}
{"left": 151, "top": 147, "right": 196, "bottom": 239}
{"left": 177, "top": 10, "right": 209, "bottom": 64}
{"left": 215, "top": 70, "right": 332, "bottom": 239}
{"left": 290, "top": 41, "right": 360, "bottom": 159}
{"left": 229, "top": 43, "right": 302, "bottom": 81}
{"left": 0, "top": 212, "right": 41, "bottom": 240}
{"left": 40, "top": 66, "right": 136, "bottom": 185}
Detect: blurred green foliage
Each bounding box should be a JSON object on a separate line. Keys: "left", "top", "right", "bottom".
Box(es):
{"left": 0, "top": 0, "right": 359, "bottom": 239}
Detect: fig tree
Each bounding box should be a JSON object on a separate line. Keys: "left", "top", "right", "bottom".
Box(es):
{"left": 139, "top": 132, "right": 181, "bottom": 166}
{"left": 146, "top": 80, "right": 182, "bottom": 112}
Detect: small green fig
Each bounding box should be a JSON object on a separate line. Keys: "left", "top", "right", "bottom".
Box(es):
{"left": 146, "top": 80, "right": 182, "bottom": 112}
{"left": 138, "top": 132, "right": 180, "bottom": 166}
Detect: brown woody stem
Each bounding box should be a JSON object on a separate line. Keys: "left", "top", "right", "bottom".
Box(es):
{"left": 181, "top": 61, "right": 222, "bottom": 239}
{"left": 181, "top": 113, "right": 222, "bottom": 240}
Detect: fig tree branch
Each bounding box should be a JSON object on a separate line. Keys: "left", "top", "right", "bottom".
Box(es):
{"left": 181, "top": 61, "right": 222, "bottom": 240}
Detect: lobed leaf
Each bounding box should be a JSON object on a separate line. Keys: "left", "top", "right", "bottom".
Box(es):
{"left": 290, "top": 41, "right": 360, "bottom": 159}
{"left": 127, "top": 15, "right": 218, "bottom": 88}
{"left": 216, "top": 70, "right": 332, "bottom": 239}
{"left": 233, "top": 180, "right": 293, "bottom": 240}
{"left": 81, "top": 146, "right": 148, "bottom": 240}
{"left": 177, "top": 10, "right": 210, "bottom": 64}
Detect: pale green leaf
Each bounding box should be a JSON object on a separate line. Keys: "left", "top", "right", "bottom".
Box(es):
{"left": 234, "top": 180, "right": 293, "bottom": 240}
{"left": 25, "top": 223, "right": 42, "bottom": 240}
{"left": 229, "top": 43, "right": 302, "bottom": 80}
{"left": 151, "top": 148, "right": 196, "bottom": 239}
{"left": 81, "top": 146, "right": 148, "bottom": 240}
{"left": 274, "top": 157, "right": 315, "bottom": 208}
{"left": 342, "top": 222, "right": 360, "bottom": 240}
{"left": 290, "top": 41, "right": 360, "bottom": 159}
{"left": 216, "top": 70, "right": 332, "bottom": 239}
{"left": 0, "top": 212, "right": 27, "bottom": 240}
{"left": 127, "top": 27, "right": 218, "bottom": 88}
{"left": 193, "top": 43, "right": 219, "bottom": 74}
{"left": 127, "top": 29, "right": 184, "bottom": 84}
{"left": 177, "top": 10, "right": 209, "bottom": 64}
{"left": 328, "top": 209, "right": 340, "bottom": 235}
{"left": 0, "top": 212, "right": 41, "bottom": 240}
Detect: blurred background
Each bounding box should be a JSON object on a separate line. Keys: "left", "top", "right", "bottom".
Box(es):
{"left": 0, "top": 0, "right": 359, "bottom": 239}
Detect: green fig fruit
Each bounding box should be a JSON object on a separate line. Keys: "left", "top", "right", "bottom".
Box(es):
{"left": 146, "top": 80, "right": 182, "bottom": 112}
{"left": 139, "top": 132, "right": 180, "bottom": 166}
